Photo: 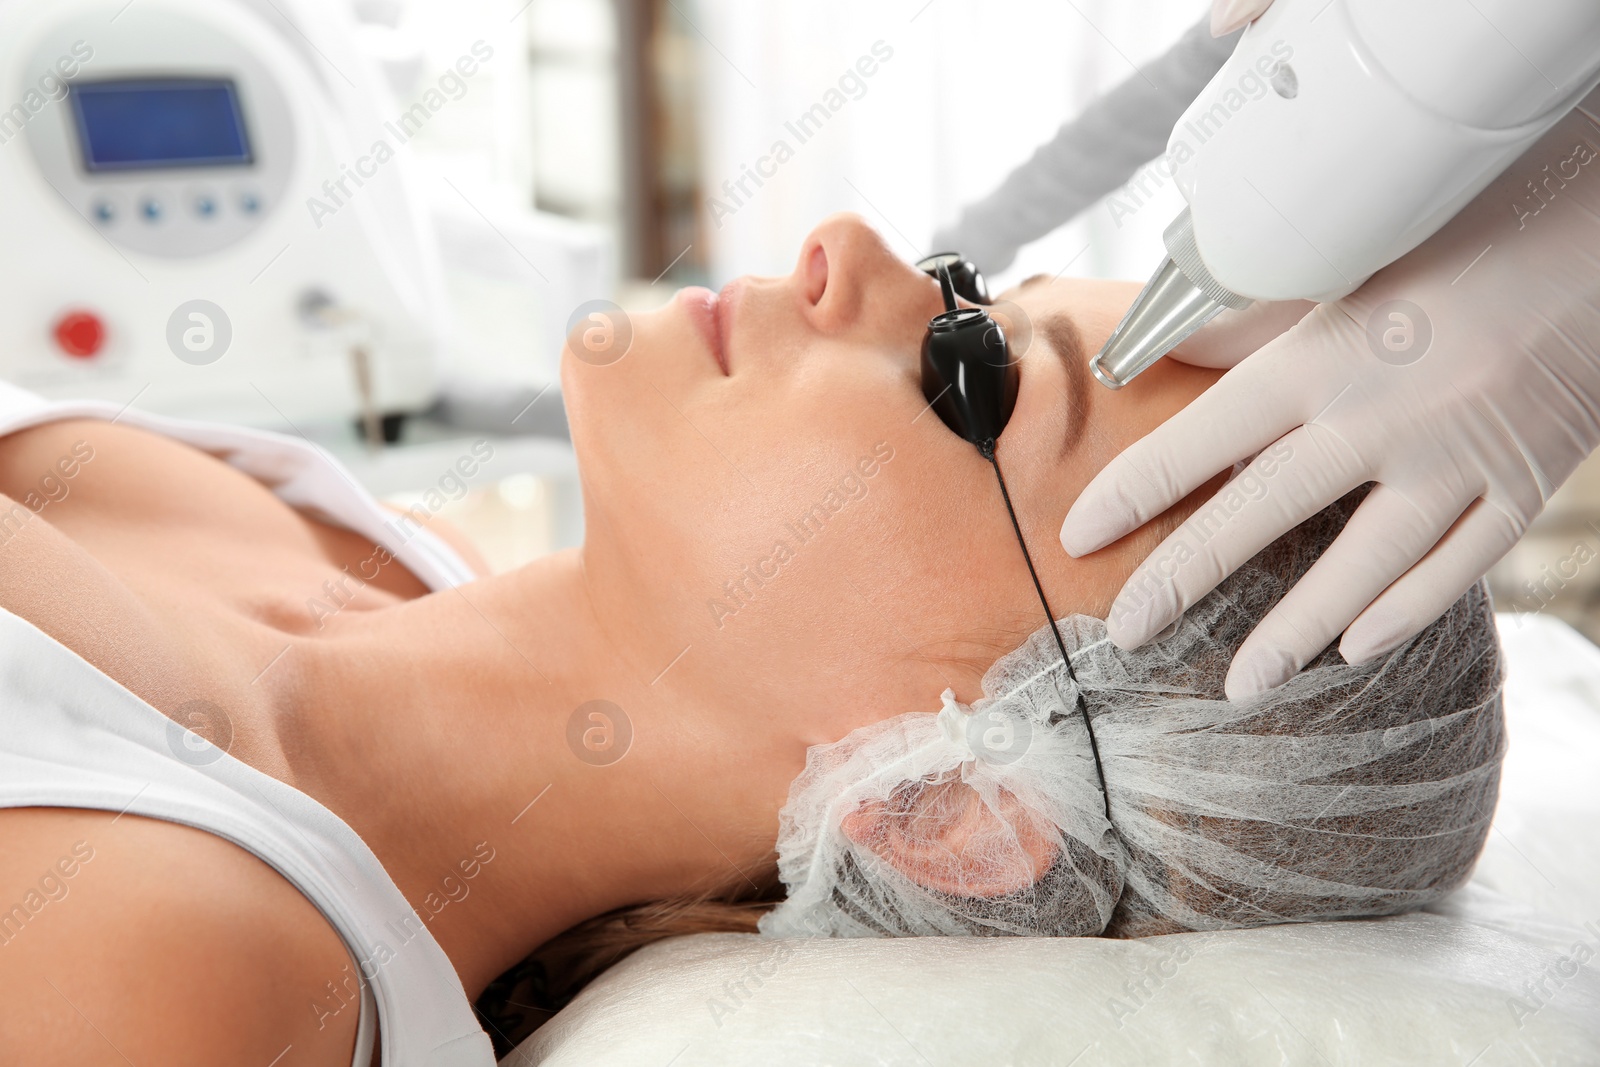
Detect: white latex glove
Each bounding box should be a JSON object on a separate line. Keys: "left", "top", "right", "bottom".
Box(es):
{"left": 1059, "top": 93, "right": 1600, "bottom": 701}
{"left": 1210, "top": 0, "right": 1273, "bottom": 38}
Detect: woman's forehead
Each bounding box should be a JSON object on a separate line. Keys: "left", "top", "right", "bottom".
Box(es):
{"left": 1000, "top": 275, "right": 1145, "bottom": 344}
{"left": 1001, "top": 273, "right": 1137, "bottom": 304}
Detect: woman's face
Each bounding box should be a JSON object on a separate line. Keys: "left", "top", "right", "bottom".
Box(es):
{"left": 562, "top": 214, "right": 1220, "bottom": 745}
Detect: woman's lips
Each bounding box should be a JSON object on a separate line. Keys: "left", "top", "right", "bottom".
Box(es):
{"left": 677, "top": 286, "right": 730, "bottom": 375}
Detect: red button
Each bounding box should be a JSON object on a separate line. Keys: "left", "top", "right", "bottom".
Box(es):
{"left": 54, "top": 311, "right": 105, "bottom": 358}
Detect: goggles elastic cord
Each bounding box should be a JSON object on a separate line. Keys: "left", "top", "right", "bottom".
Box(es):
{"left": 980, "top": 440, "right": 1113, "bottom": 823}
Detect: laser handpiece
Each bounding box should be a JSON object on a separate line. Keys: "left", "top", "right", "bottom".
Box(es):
{"left": 1090, "top": 0, "right": 1600, "bottom": 390}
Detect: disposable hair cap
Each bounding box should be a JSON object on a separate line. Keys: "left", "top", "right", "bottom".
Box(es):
{"left": 760, "top": 493, "right": 1505, "bottom": 939}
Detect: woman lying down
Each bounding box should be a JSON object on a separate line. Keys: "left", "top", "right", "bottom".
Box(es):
{"left": 0, "top": 215, "right": 1501, "bottom": 1065}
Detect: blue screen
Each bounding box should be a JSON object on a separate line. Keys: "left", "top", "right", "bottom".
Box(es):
{"left": 70, "top": 79, "right": 253, "bottom": 171}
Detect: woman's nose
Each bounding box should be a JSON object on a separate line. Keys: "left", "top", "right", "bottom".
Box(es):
{"left": 795, "top": 213, "right": 943, "bottom": 339}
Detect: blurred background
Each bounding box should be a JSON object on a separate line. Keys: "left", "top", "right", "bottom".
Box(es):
{"left": 3, "top": 0, "right": 1593, "bottom": 639}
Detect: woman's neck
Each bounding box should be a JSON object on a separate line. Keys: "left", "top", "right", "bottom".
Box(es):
{"left": 293, "top": 548, "right": 786, "bottom": 998}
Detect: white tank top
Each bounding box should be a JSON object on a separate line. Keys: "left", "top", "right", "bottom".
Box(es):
{"left": 0, "top": 381, "right": 495, "bottom": 1066}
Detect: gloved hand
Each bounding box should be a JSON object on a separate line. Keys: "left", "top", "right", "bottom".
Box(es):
{"left": 1210, "top": 0, "right": 1273, "bottom": 37}
{"left": 1059, "top": 91, "right": 1600, "bottom": 700}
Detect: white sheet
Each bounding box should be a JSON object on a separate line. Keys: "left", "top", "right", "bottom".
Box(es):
{"left": 507, "top": 614, "right": 1600, "bottom": 1066}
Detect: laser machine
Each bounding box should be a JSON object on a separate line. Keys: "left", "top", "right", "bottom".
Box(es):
{"left": 0, "top": 0, "right": 445, "bottom": 431}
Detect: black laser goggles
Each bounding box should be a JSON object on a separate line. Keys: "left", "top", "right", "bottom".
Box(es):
{"left": 916, "top": 251, "right": 990, "bottom": 305}
{"left": 914, "top": 250, "right": 1111, "bottom": 821}
{"left": 915, "top": 252, "right": 1018, "bottom": 459}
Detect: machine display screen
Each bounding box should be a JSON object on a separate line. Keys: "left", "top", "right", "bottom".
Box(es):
{"left": 69, "top": 78, "right": 253, "bottom": 171}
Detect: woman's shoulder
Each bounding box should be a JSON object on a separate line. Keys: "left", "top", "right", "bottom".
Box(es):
{"left": 0, "top": 806, "right": 364, "bottom": 1066}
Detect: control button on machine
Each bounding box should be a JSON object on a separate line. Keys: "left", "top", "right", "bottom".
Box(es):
{"left": 238, "top": 190, "right": 262, "bottom": 214}
{"left": 193, "top": 193, "right": 218, "bottom": 219}
{"left": 92, "top": 200, "right": 116, "bottom": 225}
{"left": 140, "top": 198, "right": 163, "bottom": 223}
{"left": 53, "top": 311, "right": 106, "bottom": 359}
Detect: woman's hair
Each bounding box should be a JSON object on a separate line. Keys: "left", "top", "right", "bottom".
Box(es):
{"left": 475, "top": 486, "right": 1503, "bottom": 1052}
{"left": 475, "top": 880, "right": 781, "bottom": 1055}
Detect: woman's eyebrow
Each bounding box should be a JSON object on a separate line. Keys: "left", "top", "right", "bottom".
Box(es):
{"left": 1038, "top": 312, "right": 1090, "bottom": 459}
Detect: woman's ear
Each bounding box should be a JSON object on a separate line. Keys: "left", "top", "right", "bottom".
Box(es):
{"left": 840, "top": 779, "right": 1059, "bottom": 898}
